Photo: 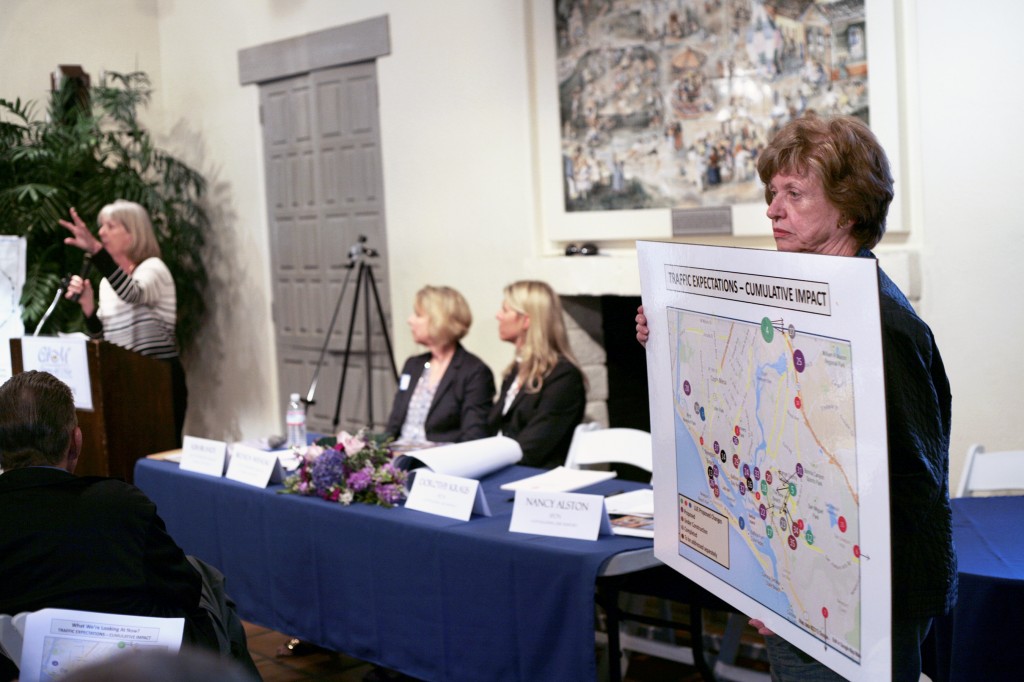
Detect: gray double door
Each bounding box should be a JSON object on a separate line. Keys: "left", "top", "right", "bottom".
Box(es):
{"left": 259, "top": 62, "right": 395, "bottom": 435}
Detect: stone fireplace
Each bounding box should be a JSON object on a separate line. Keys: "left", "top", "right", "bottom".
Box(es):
{"left": 561, "top": 295, "right": 650, "bottom": 432}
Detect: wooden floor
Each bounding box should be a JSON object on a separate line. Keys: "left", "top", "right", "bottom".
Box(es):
{"left": 243, "top": 620, "right": 763, "bottom": 682}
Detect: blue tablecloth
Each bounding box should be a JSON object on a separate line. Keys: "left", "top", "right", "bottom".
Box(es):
{"left": 922, "top": 496, "right": 1024, "bottom": 681}
{"left": 135, "top": 459, "right": 652, "bottom": 681}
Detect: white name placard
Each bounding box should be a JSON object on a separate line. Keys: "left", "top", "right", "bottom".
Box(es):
{"left": 404, "top": 470, "right": 491, "bottom": 521}
{"left": 225, "top": 443, "right": 282, "bottom": 488}
{"left": 179, "top": 436, "right": 227, "bottom": 478}
{"left": 18, "top": 336, "right": 93, "bottom": 410}
{"left": 509, "top": 490, "right": 613, "bottom": 541}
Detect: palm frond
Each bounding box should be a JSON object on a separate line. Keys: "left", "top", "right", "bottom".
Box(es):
{"left": 0, "top": 70, "right": 210, "bottom": 351}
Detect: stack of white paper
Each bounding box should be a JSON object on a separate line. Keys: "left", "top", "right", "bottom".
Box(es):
{"left": 603, "top": 488, "right": 654, "bottom": 516}
{"left": 499, "top": 466, "right": 616, "bottom": 493}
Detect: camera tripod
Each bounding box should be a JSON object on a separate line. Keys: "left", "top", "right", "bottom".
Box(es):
{"left": 304, "top": 236, "right": 398, "bottom": 431}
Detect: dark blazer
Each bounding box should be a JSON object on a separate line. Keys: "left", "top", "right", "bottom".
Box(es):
{"left": 864, "top": 248, "right": 957, "bottom": 619}
{"left": 488, "top": 356, "right": 586, "bottom": 469}
{"left": 0, "top": 467, "right": 213, "bottom": 649}
{"left": 384, "top": 344, "right": 495, "bottom": 443}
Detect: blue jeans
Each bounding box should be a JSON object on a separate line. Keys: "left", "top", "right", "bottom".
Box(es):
{"left": 765, "top": 617, "right": 932, "bottom": 682}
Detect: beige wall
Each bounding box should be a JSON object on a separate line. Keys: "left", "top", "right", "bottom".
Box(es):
{"left": 0, "top": 0, "right": 164, "bottom": 130}
{"left": 2, "top": 0, "right": 1022, "bottom": 493}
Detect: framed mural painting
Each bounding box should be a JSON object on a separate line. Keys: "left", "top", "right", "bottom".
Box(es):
{"left": 528, "top": 0, "right": 904, "bottom": 243}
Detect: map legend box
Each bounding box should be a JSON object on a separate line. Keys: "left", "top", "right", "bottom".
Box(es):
{"left": 679, "top": 494, "right": 729, "bottom": 568}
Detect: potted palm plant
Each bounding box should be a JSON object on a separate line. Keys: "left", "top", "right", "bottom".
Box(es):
{"left": 0, "top": 70, "right": 209, "bottom": 350}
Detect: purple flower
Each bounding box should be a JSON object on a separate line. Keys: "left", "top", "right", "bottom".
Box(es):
{"left": 282, "top": 431, "right": 407, "bottom": 507}
{"left": 347, "top": 466, "right": 374, "bottom": 492}
{"left": 375, "top": 482, "right": 404, "bottom": 506}
{"left": 311, "top": 449, "right": 346, "bottom": 495}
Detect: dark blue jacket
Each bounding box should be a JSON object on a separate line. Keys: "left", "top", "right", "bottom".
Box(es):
{"left": 385, "top": 344, "right": 495, "bottom": 444}
{"left": 488, "top": 356, "right": 586, "bottom": 469}
{"left": 866, "top": 248, "right": 957, "bottom": 619}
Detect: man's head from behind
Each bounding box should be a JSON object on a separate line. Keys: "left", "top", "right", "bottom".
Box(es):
{"left": 0, "top": 370, "right": 81, "bottom": 471}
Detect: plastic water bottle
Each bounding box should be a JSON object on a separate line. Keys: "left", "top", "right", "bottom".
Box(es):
{"left": 285, "top": 393, "right": 307, "bottom": 449}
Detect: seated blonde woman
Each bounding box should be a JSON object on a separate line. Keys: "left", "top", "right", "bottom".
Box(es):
{"left": 384, "top": 285, "right": 494, "bottom": 447}
{"left": 488, "top": 280, "right": 586, "bottom": 468}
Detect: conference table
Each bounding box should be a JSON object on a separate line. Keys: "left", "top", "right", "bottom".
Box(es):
{"left": 134, "top": 458, "right": 655, "bottom": 681}
{"left": 922, "top": 495, "right": 1024, "bottom": 681}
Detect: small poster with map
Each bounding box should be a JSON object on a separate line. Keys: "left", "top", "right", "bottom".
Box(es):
{"left": 638, "top": 240, "right": 892, "bottom": 681}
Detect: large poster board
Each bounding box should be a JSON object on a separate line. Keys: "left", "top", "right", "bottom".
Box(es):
{"left": 638, "top": 240, "right": 892, "bottom": 681}
{"left": 0, "top": 236, "right": 27, "bottom": 384}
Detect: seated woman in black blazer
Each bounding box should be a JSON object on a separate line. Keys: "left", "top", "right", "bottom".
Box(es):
{"left": 384, "top": 285, "right": 495, "bottom": 446}
{"left": 488, "top": 280, "right": 586, "bottom": 469}
{"left": 281, "top": 286, "right": 494, "bottom": 659}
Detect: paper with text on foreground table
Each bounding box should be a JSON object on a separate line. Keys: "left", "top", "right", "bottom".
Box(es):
{"left": 639, "top": 241, "right": 892, "bottom": 681}
{"left": 17, "top": 608, "right": 183, "bottom": 682}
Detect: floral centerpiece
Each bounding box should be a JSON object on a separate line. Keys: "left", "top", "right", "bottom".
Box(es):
{"left": 281, "top": 430, "right": 408, "bottom": 507}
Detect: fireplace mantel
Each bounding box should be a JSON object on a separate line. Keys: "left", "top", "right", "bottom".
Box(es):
{"left": 526, "top": 253, "right": 641, "bottom": 297}
{"left": 526, "top": 247, "right": 919, "bottom": 301}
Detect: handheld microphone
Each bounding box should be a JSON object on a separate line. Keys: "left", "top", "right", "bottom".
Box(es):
{"left": 69, "top": 255, "right": 93, "bottom": 303}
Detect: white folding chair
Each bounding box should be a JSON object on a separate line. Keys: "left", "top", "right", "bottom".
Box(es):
{"left": 565, "top": 422, "right": 653, "bottom": 475}
{"left": 956, "top": 444, "right": 1024, "bottom": 497}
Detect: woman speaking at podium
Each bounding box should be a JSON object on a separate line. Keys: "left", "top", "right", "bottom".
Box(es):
{"left": 60, "top": 200, "right": 186, "bottom": 442}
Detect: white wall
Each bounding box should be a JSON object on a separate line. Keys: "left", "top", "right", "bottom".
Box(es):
{"left": 2, "top": 0, "right": 1022, "bottom": 492}
{"left": 0, "top": 0, "right": 164, "bottom": 130}
{"left": 151, "top": 0, "right": 539, "bottom": 439}
{"left": 910, "top": 0, "right": 1024, "bottom": 485}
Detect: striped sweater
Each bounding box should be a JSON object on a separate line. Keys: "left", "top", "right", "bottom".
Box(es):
{"left": 85, "top": 249, "right": 178, "bottom": 359}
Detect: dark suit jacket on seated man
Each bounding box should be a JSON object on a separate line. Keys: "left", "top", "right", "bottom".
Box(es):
{"left": 0, "top": 371, "right": 234, "bottom": 679}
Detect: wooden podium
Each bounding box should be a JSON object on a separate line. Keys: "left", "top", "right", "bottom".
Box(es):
{"left": 10, "top": 339, "right": 177, "bottom": 482}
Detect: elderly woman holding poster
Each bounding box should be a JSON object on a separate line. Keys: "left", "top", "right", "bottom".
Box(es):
{"left": 636, "top": 113, "right": 956, "bottom": 682}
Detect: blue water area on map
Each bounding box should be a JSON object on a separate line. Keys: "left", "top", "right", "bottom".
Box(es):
{"left": 675, "top": 391, "right": 793, "bottom": 617}
{"left": 827, "top": 503, "right": 839, "bottom": 528}
{"left": 749, "top": 350, "right": 788, "bottom": 487}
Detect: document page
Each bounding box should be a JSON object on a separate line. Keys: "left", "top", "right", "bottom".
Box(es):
{"left": 18, "top": 608, "right": 184, "bottom": 682}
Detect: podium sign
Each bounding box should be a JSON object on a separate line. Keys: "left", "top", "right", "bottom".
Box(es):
{"left": 10, "top": 339, "right": 177, "bottom": 482}
{"left": 17, "top": 336, "right": 93, "bottom": 410}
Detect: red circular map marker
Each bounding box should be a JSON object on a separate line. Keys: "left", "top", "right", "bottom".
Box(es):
{"left": 853, "top": 545, "right": 861, "bottom": 558}
{"left": 822, "top": 607, "right": 829, "bottom": 619}
{"left": 794, "top": 396, "right": 802, "bottom": 409}
{"left": 838, "top": 516, "right": 847, "bottom": 533}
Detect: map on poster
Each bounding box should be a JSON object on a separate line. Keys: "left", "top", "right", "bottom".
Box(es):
{"left": 638, "top": 241, "right": 892, "bottom": 681}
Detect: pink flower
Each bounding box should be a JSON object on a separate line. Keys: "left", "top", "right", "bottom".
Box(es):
{"left": 337, "top": 430, "right": 367, "bottom": 456}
